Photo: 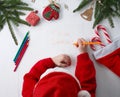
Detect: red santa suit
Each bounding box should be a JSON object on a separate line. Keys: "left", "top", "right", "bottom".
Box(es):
{"left": 93, "top": 36, "right": 120, "bottom": 77}
{"left": 22, "top": 53, "right": 96, "bottom": 97}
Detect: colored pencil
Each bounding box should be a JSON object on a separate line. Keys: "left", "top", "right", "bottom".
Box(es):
{"left": 13, "top": 32, "right": 29, "bottom": 62}
{"left": 14, "top": 38, "right": 29, "bottom": 72}
{"left": 73, "top": 42, "right": 101, "bottom": 47}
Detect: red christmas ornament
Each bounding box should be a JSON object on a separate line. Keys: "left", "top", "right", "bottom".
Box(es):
{"left": 42, "top": 3, "right": 60, "bottom": 21}
{"left": 26, "top": 11, "right": 40, "bottom": 26}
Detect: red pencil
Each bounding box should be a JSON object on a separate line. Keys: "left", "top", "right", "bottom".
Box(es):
{"left": 14, "top": 39, "right": 29, "bottom": 72}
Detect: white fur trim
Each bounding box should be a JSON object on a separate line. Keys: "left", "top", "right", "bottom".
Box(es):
{"left": 78, "top": 90, "right": 91, "bottom": 97}
{"left": 40, "top": 67, "right": 81, "bottom": 88}
{"left": 93, "top": 35, "right": 120, "bottom": 59}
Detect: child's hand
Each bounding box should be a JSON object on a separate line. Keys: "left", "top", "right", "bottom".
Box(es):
{"left": 52, "top": 54, "right": 71, "bottom": 67}
{"left": 77, "top": 38, "right": 87, "bottom": 53}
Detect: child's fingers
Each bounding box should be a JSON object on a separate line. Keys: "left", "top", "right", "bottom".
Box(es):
{"left": 52, "top": 54, "right": 71, "bottom": 67}
{"left": 77, "top": 38, "right": 87, "bottom": 53}
{"left": 81, "top": 38, "right": 87, "bottom": 47}
{"left": 61, "top": 58, "right": 71, "bottom": 66}
{"left": 80, "top": 38, "right": 87, "bottom": 43}
{"left": 62, "top": 59, "right": 71, "bottom": 66}
{"left": 59, "top": 62, "right": 69, "bottom": 67}
{"left": 77, "top": 38, "right": 86, "bottom": 47}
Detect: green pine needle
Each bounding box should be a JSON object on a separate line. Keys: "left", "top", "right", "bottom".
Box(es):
{"left": 93, "top": 13, "right": 103, "bottom": 28}
{"left": 13, "top": 17, "right": 31, "bottom": 26}
{"left": 7, "top": 19, "right": 18, "bottom": 45}
{"left": 108, "top": 16, "right": 114, "bottom": 28}
{"left": 73, "top": 0, "right": 92, "bottom": 12}
{"left": 0, "top": 0, "right": 33, "bottom": 45}
{"left": 73, "top": 0, "right": 120, "bottom": 28}
{"left": 0, "top": 15, "right": 6, "bottom": 30}
{"left": 15, "top": 6, "right": 33, "bottom": 11}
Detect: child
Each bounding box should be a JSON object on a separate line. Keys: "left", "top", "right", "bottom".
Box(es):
{"left": 22, "top": 38, "right": 96, "bottom": 97}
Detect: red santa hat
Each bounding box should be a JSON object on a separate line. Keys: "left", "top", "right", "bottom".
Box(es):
{"left": 33, "top": 72, "right": 91, "bottom": 97}
{"left": 93, "top": 36, "right": 120, "bottom": 77}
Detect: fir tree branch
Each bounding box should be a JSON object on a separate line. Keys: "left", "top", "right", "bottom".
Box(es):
{"left": 17, "top": 1, "right": 29, "bottom": 6}
{"left": 108, "top": 16, "right": 114, "bottom": 28}
{"left": 74, "top": 0, "right": 120, "bottom": 28}
{"left": 6, "top": 19, "right": 18, "bottom": 45}
{"left": 12, "top": 17, "right": 31, "bottom": 26}
{"left": 0, "top": 15, "right": 6, "bottom": 30}
{"left": 15, "top": 6, "right": 33, "bottom": 11}
{"left": 9, "top": 17, "right": 19, "bottom": 26}
{"left": 73, "top": 0, "right": 92, "bottom": 12}
{"left": 94, "top": 1, "right": 101, "bottom": 18}
{"left": 8, "top": 16, "right": 30, "bottom": 26}
{"left": 17, "top": 11, "right": 26, "bottom": 15}
{"left": 93, "top": 13, "right": 103, "bottom": 28}
{"left": 0, "top": 0, "right": 33, "bottom": 45}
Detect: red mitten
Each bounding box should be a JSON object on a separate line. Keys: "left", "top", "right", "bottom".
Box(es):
{"left": 42, "top": 4, "right": 60, "bottom": 21}
{"left": 26, "top": 11, "right": 40, "bottom": 26}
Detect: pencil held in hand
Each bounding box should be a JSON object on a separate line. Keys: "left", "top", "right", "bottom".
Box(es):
{"left": 73, "top": 41, "right": 101, "bottom": 47}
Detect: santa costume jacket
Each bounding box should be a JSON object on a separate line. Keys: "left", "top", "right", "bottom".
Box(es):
{"left": 22, "top": 53, "right": 96, "bottom": 97}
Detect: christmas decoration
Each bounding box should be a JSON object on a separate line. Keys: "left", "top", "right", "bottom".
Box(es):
{"left": 80, "top": 6, "right": 93, "bottom": 21}
{"left": 31, "top": 0, "right": 35, "bottom": 3}
{"left": 64, "top": 4, "right": 69, "bottom": 11}
{"left": 0, "top": 0, "right": 33, "bottom": 45}
{"left": 26, "top": 11, "right": 40, "bottom": 26}
{"left": 42, "top": 0, "right": 60, "bottom": 21}
{"left": 90, "top": 25, "right": 112, "bottom": 51}
{"left": 73, "top": 0, "right": 120, "bottom": 28}
{"left": 93, "top": 35, "right": 120, "bottom": 77}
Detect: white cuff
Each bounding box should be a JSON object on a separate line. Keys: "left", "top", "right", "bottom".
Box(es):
{"left": 78, "top": 90, "right": 91, "bottom": 97}
{"left": 93, "top": 35, "right": 120, "bottom": 60}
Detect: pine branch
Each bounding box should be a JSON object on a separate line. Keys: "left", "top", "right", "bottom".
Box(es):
{"left": 0, "top": 15, "right": 6, "bottom": 30}
{"left": 94, "top": 1, "right": 101, "bottom": 18}
{"left": 6, "top": 19, "right": 18, "bottom": 45}
{"left": 17, "top": 11, "right": 26, "bottom": 16}
{"left": 74, "top": 0, "right": 120, "bottom": 28}
{"left": 0, "top": 0, "right": 33, "bottom": 45}
{"left": 17, "top": 1, "right": 29, "bottom": 6}
{"left": 93, "top": 13, "right": 103, "bottom": 28}
{"left": 12, "top": 17, "right": 31, "bottom": 26}
{"left": 108, "top": 16, "right": 114, "bottom": 28}
{"left": 15, "top": 6, "right": 33, "bottom": 11}
{"left": 73, "top": 0, "right": 92, "bottom": 12}
{"left": 9, "top": 17, "right": 19, "bottom": 26}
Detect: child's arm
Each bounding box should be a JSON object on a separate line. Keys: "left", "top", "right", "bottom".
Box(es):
{"left": 75, "top": 38, "right": 96, "bottom": 97}
{"left": 22, "top": 58, "right": 55, "bottom": 97}
{"left": 22, "top": 54, "right": 71, "bottom": 97}
{"left": 75, "top": 53, "right": 96, "bottom": 97}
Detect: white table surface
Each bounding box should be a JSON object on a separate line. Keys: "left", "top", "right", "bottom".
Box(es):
{"left": 0, "top": 0, "right": 120, "bottom": 97}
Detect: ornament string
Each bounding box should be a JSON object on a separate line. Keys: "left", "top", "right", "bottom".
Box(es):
{"left": 48, "top": 0, "right": 60, "bottom": 8}
{"left": 80, "top": 0, "right": 95, "bottom": 21}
